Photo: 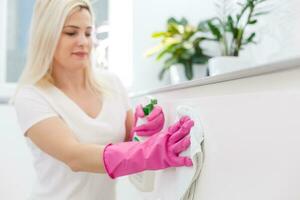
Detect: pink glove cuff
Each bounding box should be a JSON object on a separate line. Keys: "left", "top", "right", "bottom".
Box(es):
{"left": 102, "top": 143, "right": 115, "bottom": 179}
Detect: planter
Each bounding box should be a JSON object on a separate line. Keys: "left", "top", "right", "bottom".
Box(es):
{"left": 169, "top": 64, "right": 208, "bottom": 84}
{"left": 208, "top": 56, "right": 250, "bottom": 76}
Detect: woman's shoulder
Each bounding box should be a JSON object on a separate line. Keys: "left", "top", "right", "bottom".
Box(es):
{"left": 14, "top": 84, "right": 47, "bottom": 106}
{"left": 15, "top": 85, "right": 42, "bottom": 99}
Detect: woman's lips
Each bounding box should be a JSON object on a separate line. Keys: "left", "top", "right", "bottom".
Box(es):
{"left": 72, "top": 52, "right": 88, "bottom": 59}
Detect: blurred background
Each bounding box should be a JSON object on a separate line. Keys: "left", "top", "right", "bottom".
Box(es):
{"left": 1, "top": 0, "right": 300, "bottom": 199}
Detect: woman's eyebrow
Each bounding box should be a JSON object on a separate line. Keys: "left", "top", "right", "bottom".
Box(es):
{"left": 64, "top": 25, "right": 92, "bottom": 29}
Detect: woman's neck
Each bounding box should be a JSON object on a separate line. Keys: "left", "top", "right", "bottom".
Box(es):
{"left": 52, "top": 66, "right": 87, "bottom": 92}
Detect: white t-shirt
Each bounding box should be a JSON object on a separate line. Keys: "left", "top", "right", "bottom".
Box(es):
{"left": 14, "top": 72, "right": 131, "bottom": 200}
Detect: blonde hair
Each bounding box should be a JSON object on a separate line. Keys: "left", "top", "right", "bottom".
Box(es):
{"left": 12, "top": 0, "right": 110, "bottom": 102}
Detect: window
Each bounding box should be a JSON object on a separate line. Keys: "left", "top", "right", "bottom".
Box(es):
{"left": 6, "top": 0, "right": 34, "bottom": 83}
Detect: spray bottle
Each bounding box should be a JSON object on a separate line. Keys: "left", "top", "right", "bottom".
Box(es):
{"left": 133, "top": 99, "right": 157, "bottom": 142}
{"left": 129, "top": 99, "right": 158, "bottom": 192}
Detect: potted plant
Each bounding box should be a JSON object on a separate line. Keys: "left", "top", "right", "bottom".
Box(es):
{"left": 146, "top": 17, "right": 211, "bottom": 83}
{"left": 199, "top": 0, "right": 270, "bottom": 75}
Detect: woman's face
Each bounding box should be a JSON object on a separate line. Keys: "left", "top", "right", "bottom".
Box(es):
{"left": 53, "top": 8, "right": 92, "bottom": 71}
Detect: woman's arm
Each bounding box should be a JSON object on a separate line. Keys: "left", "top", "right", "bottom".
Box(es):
{"left": 124, "top": 109, "right": 134, "bottom": 142}
{"left": 26, "top": 117, "right": 105, "bottom": 173}
{"left": 27, "top": 114, "right": 193, "bottom": 179}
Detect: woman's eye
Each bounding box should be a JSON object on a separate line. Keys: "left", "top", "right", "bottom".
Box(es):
{"left": 64, "top": 32, "right": 91, "bottom": 37}
{"left": 65, "top": 32, "right": 76, "bottom": 36}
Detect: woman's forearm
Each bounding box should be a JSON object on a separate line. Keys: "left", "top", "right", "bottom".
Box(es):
{"left": 125, "top": 110, "right": 134, "bottom": 142}
{"left": 26, "top": 117, "right": 108, "bottom": 174}
{"left": 67, "top": 143, "right": 106, "bottom": 173}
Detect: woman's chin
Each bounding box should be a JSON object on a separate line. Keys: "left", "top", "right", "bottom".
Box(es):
{"left": 72, "top": 62, "right": 89, "bottom": 70}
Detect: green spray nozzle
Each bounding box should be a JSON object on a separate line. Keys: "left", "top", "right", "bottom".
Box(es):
{"left": 143, "top": 99, "right": 157, "bottom": 116}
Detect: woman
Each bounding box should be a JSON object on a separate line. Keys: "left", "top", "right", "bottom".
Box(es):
{"left": 13, "top": 0, "right": 194, "bottom": 199}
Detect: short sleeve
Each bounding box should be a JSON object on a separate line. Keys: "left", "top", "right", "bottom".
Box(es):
{"left": 14, "top": 86, "right": 59, "bottom": 136}
{"left": 113, "top": 75, "right": 131, "bottom": 111}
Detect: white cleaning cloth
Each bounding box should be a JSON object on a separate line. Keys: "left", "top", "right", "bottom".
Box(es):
{"left": 149, "top": 105, "right": 205, "bottom": 200}
{"left": 179, "top": 106, "right": 205, "bottom": 200}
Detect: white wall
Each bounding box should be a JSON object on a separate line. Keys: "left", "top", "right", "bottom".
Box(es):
{"left": 109, "top": 0, "right": 300, "bottom": 93}
{"left": 108, "top": 0, "right": 133, "bottom": 87}
{"left": 242, "top": 0, "right": 300, "bottom": 64}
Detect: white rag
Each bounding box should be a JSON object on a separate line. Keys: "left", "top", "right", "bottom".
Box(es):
{"left": 128, "top": 105, "right": 205, "bottom": 200}
{"left": 148, "top": 105, "right": 205, "bottom": 200}
{"left": 177, "top": 105, "right": 205, "bottom": 200}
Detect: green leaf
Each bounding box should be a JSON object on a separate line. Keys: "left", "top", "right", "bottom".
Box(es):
{"left": 167, "top": 19, "right": 185, "bottom": 35}
{"left": 253, "top": 11, "right": 269, "bottom": 17}
{"left": 151, "top": 32, "right": 167, "bottom": 38}
{"left": 181, "top": 51, "right": 193, "bottom": 60}
{"left": 164, "top": 57, "right": 178, "bottom": 67}
{"left": 197, "top": 21, "right": 209, "bottom": 32}
{"left": 248, "top": 19, "right": 257, "bottom": 24}
{"left": 193, "top": 37, "right": 206, "bottom": 48}
{"left": 158, "top": 57, "right": 178, "bottom": 80}
{"left": 226, "top": 15, "right": 235, "bottom": 32}
{"left": 242, "top": 32, "right": 256, "bottom": 45}
{"left": 236, "top": 28, "right": 244, "bottom": 42}
{"left": 156, "top": 43, "right": 177, "bottom": 61}
{"left": 197, "top": 18, "right": 216, "bottom": 32}
{"left": 231, "top": 27, "right": 239, "bottom": 39}
{"left": 207, "top": 21, "right": 222, "bottom": 40}
{"left": 192, "top": 53, "right": 210, "bottom": 64}
{"left": 159, "top": 68, "right": 168, "bottom": 80}
{"left": 246, "top": 32, "right": 256, "bottom": 43}
{"left": 183, "top": 62, "right": 193, "bottom": 80}
{"left": 145, "top": 44, "right": 164, "bottom": 57}
{"left": 167, "top": 17, "right": 178, "bottom": 24}
{"left": 180, "top": 17, "right": 188, "bottom": 26}
{"left": 167, "top": 23, "right": 180, "bottom": 35}
{"left": 183, "top": 26, "right": 196, "bottom": 40}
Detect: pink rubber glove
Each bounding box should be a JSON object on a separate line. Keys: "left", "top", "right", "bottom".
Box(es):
{"left": 129, "top": 105, "right": 165, "bottom": 139}
{"left": 103, "top": 116, "right": 194, "bottom": 179}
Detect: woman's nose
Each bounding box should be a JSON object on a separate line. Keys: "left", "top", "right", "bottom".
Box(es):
{"left": 77, "top": 33, "right": 89, "bottom": 46}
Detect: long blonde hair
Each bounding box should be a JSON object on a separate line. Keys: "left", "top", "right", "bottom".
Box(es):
{"left": 12, "top": 0, "right": 109, "bottom": 102}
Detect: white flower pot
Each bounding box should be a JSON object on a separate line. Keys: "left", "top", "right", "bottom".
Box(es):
{"left": 169, "top": 64, "right": 208, "bottom": 84}
{"left": 208, "top": 56, "right": 250, "bottom": 76}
